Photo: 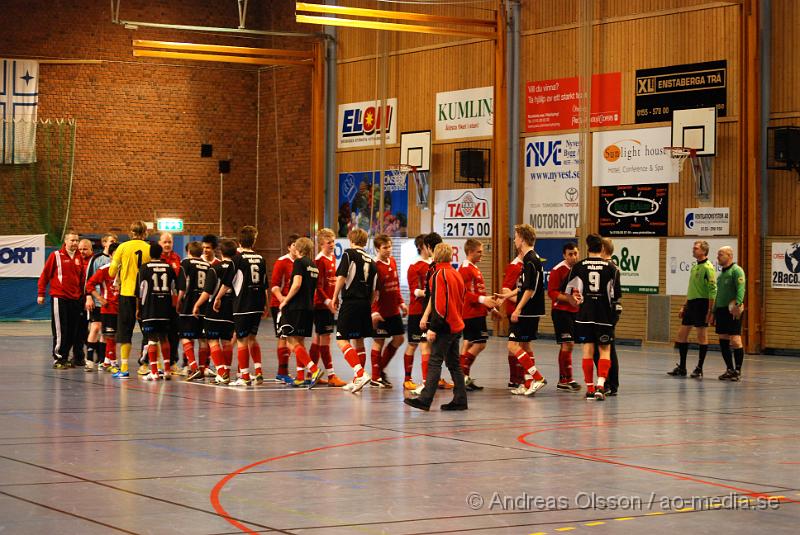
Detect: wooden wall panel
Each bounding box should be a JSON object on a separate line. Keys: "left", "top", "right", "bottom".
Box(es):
{"left": 771, "top": 0, "right": 800, "bottom": 114}
{"left": 763, "top": 237, "right": 800, "bottom": 351}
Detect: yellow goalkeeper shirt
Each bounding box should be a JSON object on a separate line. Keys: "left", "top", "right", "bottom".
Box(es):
{"left": 108, "top": 239, "right": 151, "bottom": 297}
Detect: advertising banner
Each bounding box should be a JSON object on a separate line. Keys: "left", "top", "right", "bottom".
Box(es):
{"left": 337, "top": 171, "right": 408, "bottom": 238}
{"left": 684, "top": 207, "right": 730, "bottom": 236}
{"left": 666, "top": 237, "right": 738, "bottom": 295}
{"left": 771, "top": 242, "right": 800, "bottom": 289}
{"left": 0, "top": 234, "right": 46, "bottom": 278}
{"left": 608, "top": 238, "right": 660, "bottom": 294}
{"left": 338, "top": 98, "right": 397, "bottom": 148}
{"left": 523, "top": 134, "right": 580, "bottom": 237}
{"left": 435, "top": 86, "right": 493, "bottom": 140}
{"left": 525, "top": 72, "right": 621, "bottom": 132}
{"left": 592, "top": 127, "right": 677, "bottom": 186}
{"left": 635, "top": 60, "right": 727, "bottom": 123}
{"left": 433, "top": 188, "right": 492, "bottom": 240}
{"left": 599, "top": 184, "right": 669, "bottom": 237}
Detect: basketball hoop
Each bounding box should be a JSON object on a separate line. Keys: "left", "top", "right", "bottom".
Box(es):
{"left": 664, "top": 146, "right": 695, "bottom": 175}
{"left": 664, "top": 146, "right": 712, "bottom": 199}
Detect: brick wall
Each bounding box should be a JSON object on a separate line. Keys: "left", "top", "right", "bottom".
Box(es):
{"left": 0, "top": 0, "right": 315, "bottom": 258}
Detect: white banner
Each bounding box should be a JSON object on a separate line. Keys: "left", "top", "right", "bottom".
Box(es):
{"left": 435, "top": 86, "right": 493, "bottom": 140}
{"left": 608, "top": 238, "right": 660, "bottom": 294}
{"left": 0, "top": 234, "right": 46, "bottom": 278}
{"left": 684, "top": 207, "right": 730, "bottom": 236}
{"left": 666, "top": 237, "right": 738, "bottom": 295}
{"left": 433, "top": 188, "right": 492, "bottom": 240}
{"left": 1, "top": 59, "right": 39, "bottom": 164}
{"left": 592, "top": 126, "right": 677, "bottom": 186}
{"left": 771, "top": 242, "right": 800, "bottom": 289}
{"left": 523, "top": 133, "right": 580, "bottom": 237}
{"left": 337, "top": 98, "right": 397, "bottom": 149}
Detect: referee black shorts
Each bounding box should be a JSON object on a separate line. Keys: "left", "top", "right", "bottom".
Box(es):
{"left": 116, "top": 296, "right": 137, "bottom": 344}
{"left": 714, "top": 307, "right": 743, "bottom": 336}
{"left": 682, "top": 298, "right": 710, "bottom": 327}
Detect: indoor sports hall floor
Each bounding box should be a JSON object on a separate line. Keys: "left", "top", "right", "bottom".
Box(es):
{"left": 0, "top": 322, "right": 798, "bottom": 534}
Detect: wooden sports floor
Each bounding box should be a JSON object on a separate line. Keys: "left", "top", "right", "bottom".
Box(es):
{"left": 0, "top": 322, "right": 797, "bottom": 534}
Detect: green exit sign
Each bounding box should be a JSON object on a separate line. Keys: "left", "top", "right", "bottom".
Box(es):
{"left": 157, "top": 218, "right": 184, "bottom": 232}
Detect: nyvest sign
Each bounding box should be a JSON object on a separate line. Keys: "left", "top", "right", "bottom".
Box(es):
{"left": 435, "top": 86, "right": 493, "bottom": 140}
{"left": 0, "top": 234, "right": 46, "bottom": 278}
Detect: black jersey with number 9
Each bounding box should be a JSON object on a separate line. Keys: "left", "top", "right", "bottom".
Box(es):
{"left": 565, "top": 258, "right": 621, "bottom": 326}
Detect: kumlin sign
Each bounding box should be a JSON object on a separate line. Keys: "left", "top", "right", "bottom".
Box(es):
{"left": 435, "top": 87, "right": 493, "bottom": 140}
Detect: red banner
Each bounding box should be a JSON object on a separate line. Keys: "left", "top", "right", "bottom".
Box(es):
{"left": 525, "top": 72, "right": 621, "bottom": 132}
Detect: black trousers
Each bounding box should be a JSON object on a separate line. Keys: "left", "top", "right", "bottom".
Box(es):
{"left": 72, "top": 308, "right": 88, "bottom": 363}
{"left": 51, "top": 297, "right": 82, "bottom": 362}
{"left": 593, "top": 342, "right": 619, "bottom": 391}
{"left": 418, "top": 331, "right": 467, "bottom": 406}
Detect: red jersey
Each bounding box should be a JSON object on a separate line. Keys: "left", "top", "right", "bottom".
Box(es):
{"left": 407, "top": 258, "right": 431, "bottom": 315}
{"left": 501, "top": 257, "right": 523, "bottom": 315}
{"left": 161, "top": 250, "right": 181, "bottom": 306}
{"left": 85, "top": 264, "right": 120, "bottom": 315}
{"left": 38, "top": 246, "right": 85, "bottom": 300}
{"left": 459, "top": 260, "right": 488, "bottom": 320}
{"left": 373, "top": 257, "right": 404, "bottom": 318}
{"left": 270, "top": 254, "right": 294, "bottom": 308}
{"left": 314, "top": 252, "right": 336, "bottom": 309}
{"left": 548, "top": 260, "right": 579, "bottom": 313}
{"left": 428, "top": 262, "right": 465, "bottom": 334}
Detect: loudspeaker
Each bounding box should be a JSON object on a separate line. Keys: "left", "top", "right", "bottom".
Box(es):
{"left": 774, "top": 128, "right": 800, "bottom": 162}
{"left": 459, "top": 150, "right": 484, "bottom": 179}
{"left": 201, "top": 144, "right": 213, "bottom": 157}
{"left": 218, "top": 160, "right": 231, "bottom": 174}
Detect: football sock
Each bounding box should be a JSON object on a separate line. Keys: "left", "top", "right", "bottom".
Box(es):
{"left": 733, "top": 347, "right": 744, "bottom": 371}
{"left": 403, "top": 349, "right": 414, "bottom": 380}
{"left": 277, "top": 346, "right": 290, "bottom": 376}
{"left": 371, "top": 348, "right": 382, "bottom": 378}
{"left": 183, "top": 341, "right": 197, "bottom": 371}
{"left": 719, "top": 339, "right": 734, "bottom": 370}
{"left": 582, "top": 358, "right": 595, "bottom": 388}
{"left": 698, "top": 344, "right": 708, "bottom": 369}
{"left": 678, "top": 342, "right": 689, "bottom": 369}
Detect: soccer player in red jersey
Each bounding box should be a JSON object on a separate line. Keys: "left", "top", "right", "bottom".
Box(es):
{"left": 403, "top": 234, "right": 431, "bottom": 390}
{"left": 500, "top": 251, "right": 525, "bottom": 388}
{"left": 548, "top": 242, "right": 581, "bottom": 392}
{"left": 84, "top": 233, "right": 117, "bottom": 371}
{"left": 270, "top": 234, "right": 299, "bottom": 385}
{"left": 458, "top": 239, "right": 498, "bottom": 391}
{"left": 38, "top": 230, "right": 85, "bottom": 369}
{"left": 370, "top": 234, "right": 408, "bottom": 388}
{"left": 201, "top": 234, "right": 221, "bottom": 266}
{"left": 72, "top": 238, "right": 94, "bottom": 367}
{"left": 86, "top": 242, "right": 120, "bottom": 372}
{"left": 311, "top": 228, "right": 348, "bottom": 387}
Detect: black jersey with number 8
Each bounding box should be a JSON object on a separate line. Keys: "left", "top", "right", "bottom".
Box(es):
{"left": 177, "top": 258, "right": 211, "bottom": 315}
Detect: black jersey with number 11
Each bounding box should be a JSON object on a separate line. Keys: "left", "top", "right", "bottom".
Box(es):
{"left": 137, "top": 260, "right": 178, "bottom": 322}
{"left": 222, "top": 251, "right": 268, "bottom": 315}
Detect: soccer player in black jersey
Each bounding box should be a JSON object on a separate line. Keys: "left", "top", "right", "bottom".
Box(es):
{"left": 176, "top": 242, "right": 211, "bottom": 382}
{"left": 194, "top": 240, "right": 237, "bottom": 385}
{"left": 496, "top": 224, "right": 547, "bottom": 396}
{"left": 278, "top": 237, "right": 324, "bottom": 388}
{"left": 332, "top": 228, "right": 378, "bottom": 393}
{"left": 214, "top": 226, "right": 268, "bottom": 387}
{"left": 137, "top": 243, "right": 178, "bottom": 381}
{"left": 565, "top": 234, "right": 622, "bottom": 401}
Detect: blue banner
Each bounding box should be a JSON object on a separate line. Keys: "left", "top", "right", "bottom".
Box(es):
{"left": 338, "top": 171, "right": 408, "bottom": 238}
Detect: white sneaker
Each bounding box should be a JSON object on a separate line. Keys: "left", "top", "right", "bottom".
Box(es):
{"left": 412, "top": 382, "right": 425, "bottom": 395}
{"left": 180, "top": 366, "right": 190, "bottom": 377}
{"left": 84, "top": 361, "right": 95, "bottom": 372}
{"left": 145, "top": 372, "right": 160, "bottom": 381}
{"left": 342, "top": 381, "right": 356, "bottom": 392}
{"left": 510, "top": 384, "right": 527, "bottom": 395}
{"left": 525, "top": 379, "right": 547, "bottom": 396}
{"left": 349, "top": 373, "right": 371, "bottom": 393}
{"left": 230, "top": 378, "right": 252, "bottom": 387}
{"left": 204, "top": 367, "right": 216, "bottom": 377}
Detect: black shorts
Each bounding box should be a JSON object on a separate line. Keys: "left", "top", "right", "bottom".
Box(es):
{"left": 141, "top": 319, "right": 169, "bottom": 337}
{"left": 279, "top": 309, "right": 314, "bottom": 338}
{"left": 235, "top": 313, "right": 262, "bottom": 339}
{"left": 313, "top": 309, "right": 335, "bottom": 335}
{"left": 204, "top": 318, "right": 234, "bottom": 341}
{"left": 336, "top": 300, "right": 373, "bottom": 340}
{"left": 463, "top": 316, "right": 489, "bottom": 343}
{"left": 575, "top": 322, "right": 615, "bottom": 345}
{"left": 270, "top": 307, "right": 284, "bottom": 338}
{"left": 178, "top": 315, "right": 204, "bottom": 339}
{"left": 551, "top": 309, "right": 576, "bottom": 344}
{"left": 89, "top": 308, "right": 103, "bottom": 323}
{"left": 682, "top": 298, "right": 710, "bottom": 327}
{"left": 102, "top": 313, "right": 117, "bottom": 336}
{"left": 508, "top": 316, "right": 540, "bottom": 343}
{"left": 714, "top": 307, "right": 743, "bottom": 336}
{"left": 373, "top": 314, "right": 405, "bottom": 339}
{"left": 407, "top": 314, "right": 425, "bottom": 344}
{"left": 116, "top": 296, "right": 137, "bottom": 344}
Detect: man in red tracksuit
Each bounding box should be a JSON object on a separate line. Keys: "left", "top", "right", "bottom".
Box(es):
{"left": 38, "top": 231, "right": 85, "bottom": 368}
{"left": 404, "top": 242, "right": 467, "bottom": 412}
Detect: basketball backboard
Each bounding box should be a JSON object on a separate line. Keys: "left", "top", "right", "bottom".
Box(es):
{"left": 400, "top": 130, "right": 431, "bottom": 172}
{"left": 671, "top": 107, "right": 717, "bottom": 156}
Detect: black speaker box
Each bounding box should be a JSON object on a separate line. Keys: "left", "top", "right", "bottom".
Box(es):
{"left": 218, "top": 160, "right": 231, "bottom": 174}
{"left": 774, "top": 128, "right": 800, "bottom": 162}
{"left": 201, "top": 144, "right": 213, "bottom": 157}
{"left": 459, "top": 150, "right": 484, "bottom": 179}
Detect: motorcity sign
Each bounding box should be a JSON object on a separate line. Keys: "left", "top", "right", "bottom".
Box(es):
{"left": 0, "top": 234, "right": 46, "bottom": 278}
{"left": 523, "top": 133, "right": 580, "bottom": 237}
{"left": 338, "top": 98, "right": 397, "bottom": 148}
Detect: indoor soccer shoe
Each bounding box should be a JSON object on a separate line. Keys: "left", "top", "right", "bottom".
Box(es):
{"left": 667, "top": 365, "right": 687, "bottom": 377}
{"left": 275, "top": 374, "right": 294, "bottom": 385}
{"left": 690, "top": 367, "right": 703, "bottom": 379}
{"left": 380, "top": 372, "right": 393, "bottom": 387}
{"left": 308, "top": 369, "right": 323, "bottom": 389}
{"left": 214, "top": 372, "right": 230, "bottom": 385}
{"left": 438, "top": 379, "right": 454, "bottom": 389}
{"left": 112, "top": 371, "right": 130, "bottom": 379}
{"left": 254, "top": 373, "right": 264, "bottom": 385}
{"left": 524, "top": 378, "right": 547, "bottom": 396}
{"left": 137, "top": 364, "right": 149, "bottom": 376}
{"left": 464, "top": 376, "right": 484, "bottom": 391}
{"left": 510, "top": 384, "right": 527, "bottom": 395}
{"left": 145, "top": 372, "right": 161, "bottom": 381}
{"left": 349, "top": 373, "right": 371, "bottom": 393}
{"left": 230, "top": 378, "right": 252, "bottom": 387}
{"left": 718, "top": 369, "right": 736, "bottom": 380}
{"left": 327, "top": 375, "right": 347, "bottom": 387}
{"left": 594, "top": 386, "right": 606, "bottom": 401}
{"left": 403, "top": 380, "right": 418, "bottom": 391}
{"left": 185, "top": 369, "right": 205, "bottom": 382}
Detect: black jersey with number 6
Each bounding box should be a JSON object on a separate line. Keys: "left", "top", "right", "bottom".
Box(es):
{"left": 516, "top": 249, "right": 545, "bottom": 317}
{"left": 177, "top": 258, "right": 211, "bottom": 316}
{"left": 202, "top": 260, "right": 234, "bottom": 320}
{"left": 222, "top": 251, "right": 268, "bottom": 315}
{"left": 137, "top": 260, "right": 178, "bottom": 322}
{"left": 565, "top": 257, "right": 621, "bottom": 326}
{"left": 284, "top": 256, "right": 319, "bottom": 312}
{"left": 336, "top": 248, "right": 377, "bottom": 302}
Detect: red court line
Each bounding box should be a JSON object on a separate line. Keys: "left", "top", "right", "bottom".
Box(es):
{"left": 210, "top": 416, "right": 798, "bottom": 534}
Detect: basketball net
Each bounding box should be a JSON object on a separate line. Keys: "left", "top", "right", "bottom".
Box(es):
{"left": 664, "top": 146, "right": 712, "bottom": 200}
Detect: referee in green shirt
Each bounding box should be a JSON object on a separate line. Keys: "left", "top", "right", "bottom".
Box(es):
{"left": 668, "top": 240, "right": 716, "bottom": 378}
{"left": 714, "top": 246, "right": 746, "bottom": 381}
